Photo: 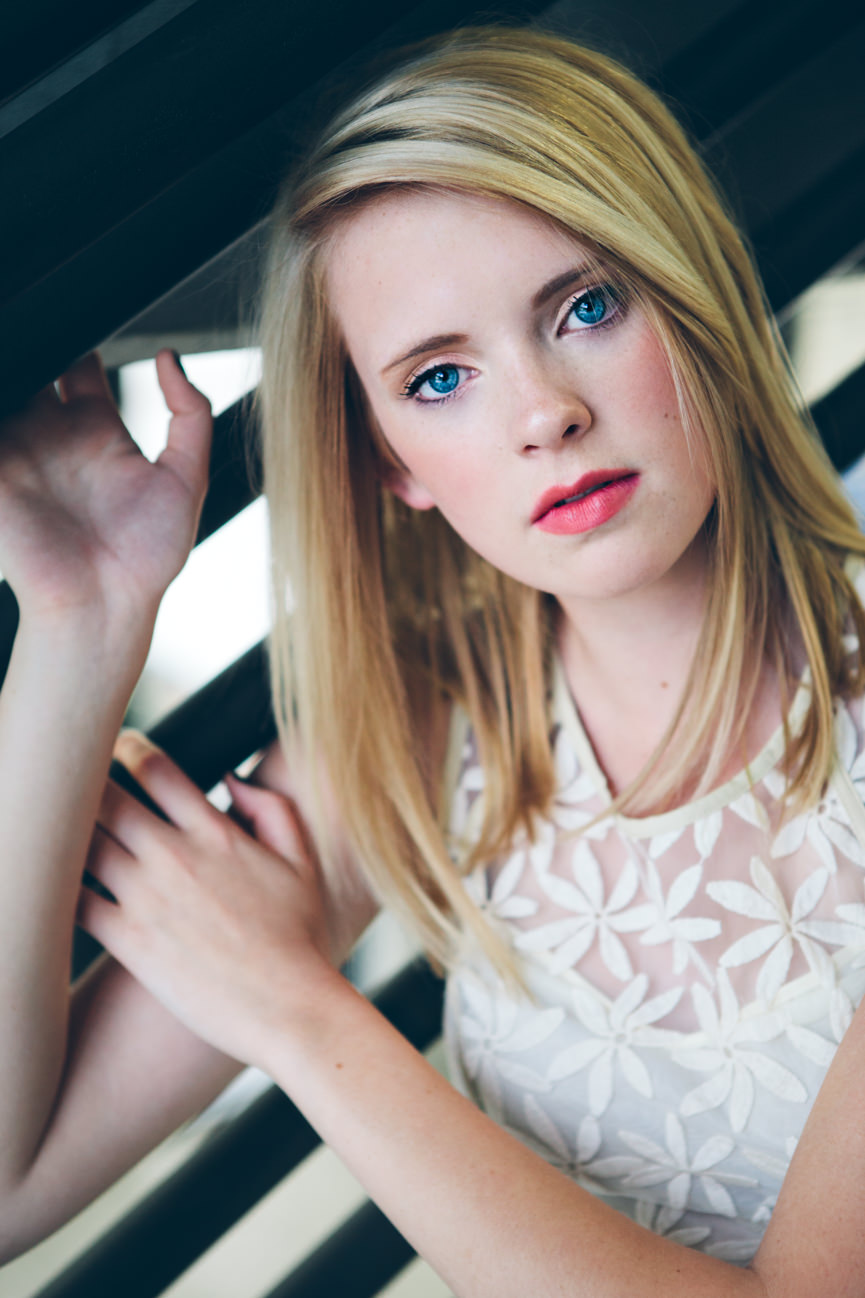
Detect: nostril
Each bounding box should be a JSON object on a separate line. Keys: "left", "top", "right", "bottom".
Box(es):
{"left": 520, "top": 405, "right": 590, "bottom": 454}
{"left": 521, "top": 423, "right": 580, "bottom": 454}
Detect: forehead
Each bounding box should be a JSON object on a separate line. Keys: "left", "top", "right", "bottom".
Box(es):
{"left": 323, "top": 188, "right": 585, "bottom": 365}
{"left": 327, "top": 184, "right": 569, "bottom": 247}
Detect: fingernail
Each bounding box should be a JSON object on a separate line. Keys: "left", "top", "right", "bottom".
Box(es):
{"left": 171, "top": 349, "right": 187, "bottom": 377}
{"left": 116, "top": 728, "right": 154, "bottom": 753}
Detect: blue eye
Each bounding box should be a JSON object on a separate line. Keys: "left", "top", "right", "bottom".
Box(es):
{"left": 573, "top": 289, "right": 607, "bottom": 324}
{"left": 563, "top": 285, "right": 622, "bottom": 332}
{"left": 405, "top": 363, "right": 465, "bottom": 402}
{"left": 425, "top": 366, "right": 460, "bottom": 395}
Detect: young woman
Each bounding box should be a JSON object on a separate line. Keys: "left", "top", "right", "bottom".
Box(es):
{"left": 2, "top": 26, "right": 865, "bottom": 1296}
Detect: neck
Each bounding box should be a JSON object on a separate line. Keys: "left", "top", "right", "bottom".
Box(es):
{"left": 556, "top": 539, "right": 713, "bottom": 798}
{"left": 558, "top": 541, "right": 710, "bottom": 697}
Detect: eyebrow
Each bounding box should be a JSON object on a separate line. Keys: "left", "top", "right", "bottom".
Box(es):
{"left": 382, "top": 332, "right": 469, "bottom": 377}
{"left": 531, "top": 265, "right": 596, "bottom": 310}
{"left": 380, "top": 265, "right": 598, "bottom": 377}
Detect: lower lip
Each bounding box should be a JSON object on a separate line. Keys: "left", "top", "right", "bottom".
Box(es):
{"left": 535, "top": 474, "right": 639, "bottom": 535}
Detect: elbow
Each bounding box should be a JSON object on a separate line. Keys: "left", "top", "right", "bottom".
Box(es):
{"left": 0, "top": 1210, "right": 32, "bottom": 1270}
{"left": 0, "top": 1177, "right": 62, "bottom": 1268}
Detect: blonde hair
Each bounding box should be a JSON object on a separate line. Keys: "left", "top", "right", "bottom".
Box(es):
{"left": 258, "top": 26, "right": 865, "bottom": 975}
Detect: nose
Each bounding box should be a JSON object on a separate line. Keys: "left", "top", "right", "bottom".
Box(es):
{"left": 512, "top": 356, "right": 592, "bottom": 455}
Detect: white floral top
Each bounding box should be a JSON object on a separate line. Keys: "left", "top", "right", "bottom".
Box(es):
{"left": 442, "top": 573, "right": 865, "bottom": 1263}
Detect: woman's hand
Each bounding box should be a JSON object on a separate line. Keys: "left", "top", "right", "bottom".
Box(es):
{"left": 76, "top": 733, "right": 338, "bottom": 1068}
{"left": 0, "top": 351, "right": 211, "bottom": 627}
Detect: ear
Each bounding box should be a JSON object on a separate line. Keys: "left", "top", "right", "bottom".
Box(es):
{"left": 381, "top": 465, "right": 437, "bottom": 512}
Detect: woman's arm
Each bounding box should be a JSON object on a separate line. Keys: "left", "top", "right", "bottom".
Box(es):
{"left": 78, "top": 735, "right": 865, "bottom": 1298}
{"left": 265, "top": 966, "right": 865, "bottom": 1298}
{"left": 0, "top": 353, "right": 220, "bottom": 1251}
{"left": 0, "top": 740, "right": 378, "bottom": 1262}
{"left": 0, "top": 349, "right": 380, "bottom": 1258}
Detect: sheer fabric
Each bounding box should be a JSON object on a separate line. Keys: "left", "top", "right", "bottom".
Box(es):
{"left": 443, "top": 567, "right": 865, "bottom": 1261}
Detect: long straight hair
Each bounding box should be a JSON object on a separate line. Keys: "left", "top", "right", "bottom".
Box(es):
{"left": 258, "top": 27, "right": 865, "bottom": 975}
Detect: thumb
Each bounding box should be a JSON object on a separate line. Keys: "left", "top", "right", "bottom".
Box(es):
{"left": 154, "top": 349, "right": 212, "bottom": 496}
{"left": 224, "top": 774, "right": 309, "bottom": 860}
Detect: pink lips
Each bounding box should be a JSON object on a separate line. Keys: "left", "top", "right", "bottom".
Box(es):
{"left": 532, "top": 469, "right": 639, "bottom": 535}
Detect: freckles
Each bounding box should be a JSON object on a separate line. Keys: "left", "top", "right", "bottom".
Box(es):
{"left": 615, "top": 329, "right": 677, "bottom": 418}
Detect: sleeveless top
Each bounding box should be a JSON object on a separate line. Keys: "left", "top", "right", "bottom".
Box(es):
{"left": 442, "top": 564, "right": 865, "bottom": 1263}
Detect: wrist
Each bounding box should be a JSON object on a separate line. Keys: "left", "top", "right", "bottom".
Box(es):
{"left": 252, "top": 961, "right": 357, "bottom": 1083}
{"left": 15, "top": 581, "right": 159, "bottom": 641}
{"left": 12, "top": 599, "right": 156, "bottom": 696}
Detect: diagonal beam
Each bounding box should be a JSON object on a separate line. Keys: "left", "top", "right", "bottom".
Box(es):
{"left": 811, "top": 361, "right": 865, "bottom": 474}
{"left": 261, "top": 1200, "right": 415, "bottom": 1298}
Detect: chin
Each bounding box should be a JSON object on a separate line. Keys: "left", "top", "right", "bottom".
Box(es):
{"left": 555, "top": 538, "right": 707, "bottom": 604}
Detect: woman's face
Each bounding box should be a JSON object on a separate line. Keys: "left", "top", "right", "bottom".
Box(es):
{"left": 325, "top": 189, "right": 716, "bottom": 610}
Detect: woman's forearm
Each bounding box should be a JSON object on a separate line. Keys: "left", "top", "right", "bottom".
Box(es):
{"left": 0, "top": 350, "right": 211, "bottom": 1195}
{"left": 0, "top": 608, "right": 152, "bottom": 1189}
{"left": 74, "top": 738, "right": 864, "bottom": 1297}
{"left": 751, "top": 989, "right": 865, "bottom": 1296}
{"left": 259, "top": 968, "right": 768, "bottom": 1298}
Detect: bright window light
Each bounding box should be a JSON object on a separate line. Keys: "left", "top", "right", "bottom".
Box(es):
{"left": 119, "top": 348, "right": 270, "bottom": 723}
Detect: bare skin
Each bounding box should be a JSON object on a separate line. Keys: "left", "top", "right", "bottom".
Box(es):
{"left": 0, "top": 356, "right": 374, "bottom": 1257}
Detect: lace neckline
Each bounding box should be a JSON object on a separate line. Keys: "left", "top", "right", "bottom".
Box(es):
{"left": 550, "top": 656, "right": 813, "bottom": 839}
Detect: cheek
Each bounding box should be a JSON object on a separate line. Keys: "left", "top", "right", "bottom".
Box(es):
{"left": 621, "top": 328, "right": 681, "bottom": 422}
{"left": 628, "top": 333, "right": 715, "bottom": 487}
{"left": 375, "top": 406, "right": 488, "bottom": 507}
{"left": 403, "top": 448, "right": 489, "bottom": 518}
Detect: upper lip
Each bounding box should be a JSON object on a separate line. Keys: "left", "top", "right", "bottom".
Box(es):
{"left": 531, "top": 469, "right": 637, "bottom": 523}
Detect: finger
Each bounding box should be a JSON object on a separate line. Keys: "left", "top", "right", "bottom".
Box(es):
{"left": 224, "top": 774, "right": 309, "bottom": 860}
{"left": 75, "top": 882, "right": 121, "bottom": 949}
{"left": 0, "top": 383, "right": 63, "bottom": 430}
{"left": 154, "top": 349, "right": 213, "bottom": 494}
{"left": 154, "top": 349, "right": 209, "bottom": 415}
{"left": 25, "top": 383, "right": 63, "bottom": 414}
{"left": 98, "top": 774, "right": 174, "bottom": 856}
{"left": 114, "top": 730, "right": 213, "bottom": 832}
{"left": 57, "top": 352, "right": 113, "bottom": 404}
{"left": 87, "top": 817, "right": 138, "bottom": 896}
{"left": 108, "top": 756, "right": 171, "bottom": 825}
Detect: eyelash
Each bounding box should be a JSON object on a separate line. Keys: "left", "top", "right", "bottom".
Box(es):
{"left": 557, "top": 283, "right": 625, "bottom": 335}
{"left": 400, "top": 365, "right": 468, "bottom": 405}
{"left": 400, "top": 283, "right": 625, "bottom": 406}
